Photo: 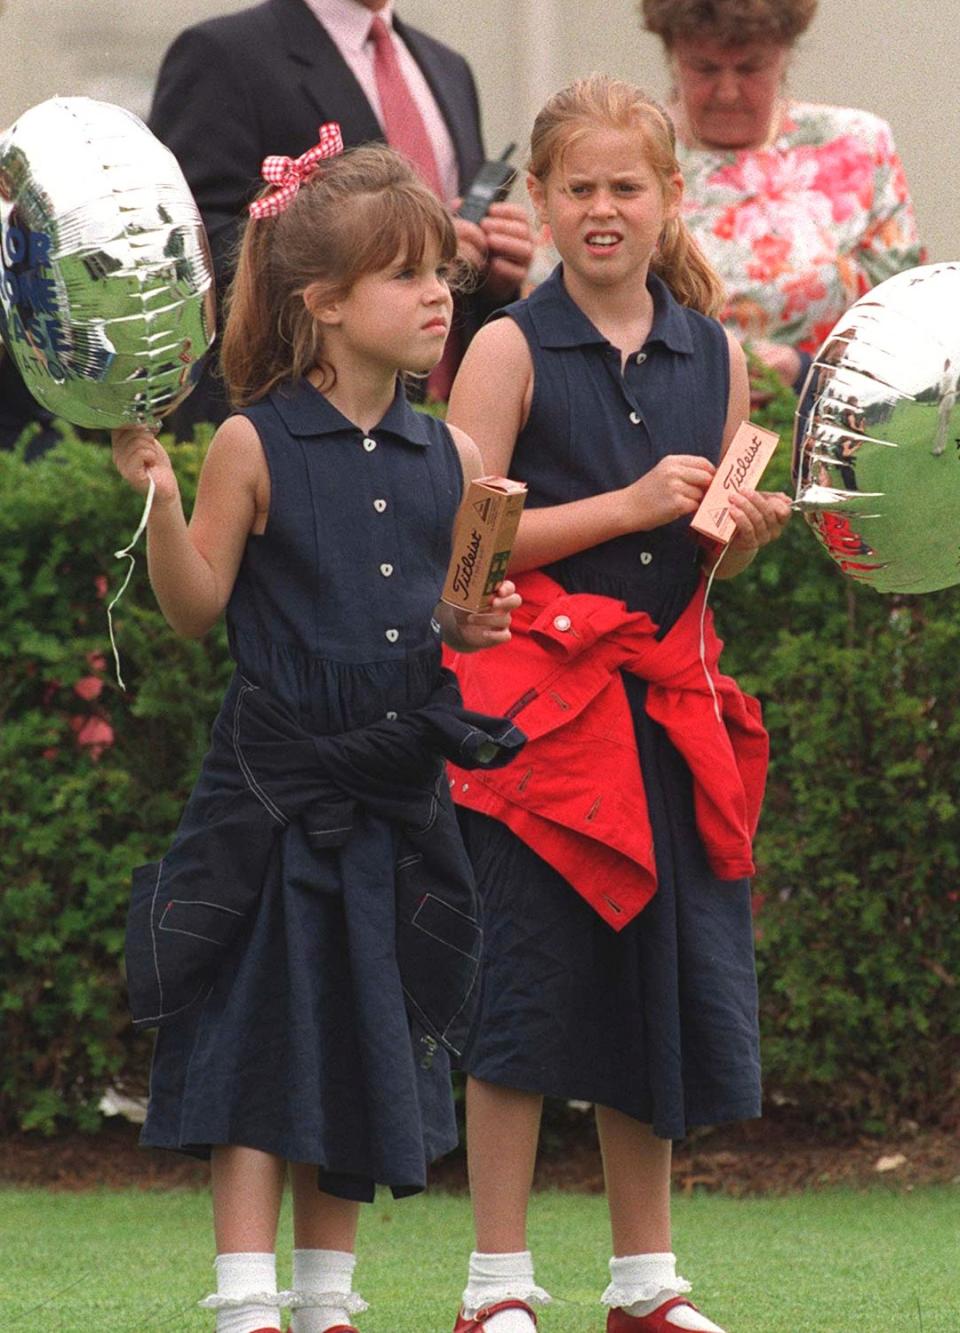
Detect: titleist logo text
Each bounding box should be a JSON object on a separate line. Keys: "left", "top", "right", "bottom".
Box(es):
{"left": 451, "top": 529, "right": 482, "bottom": 597}
{"left": 722, "top": 433, "right": 763, "bottom": 492}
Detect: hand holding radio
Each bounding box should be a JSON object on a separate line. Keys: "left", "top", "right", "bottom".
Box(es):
{"left": 457, "top": 144, "right": 518, "bottom": 224}
{"left": 451, "top": 145, "right": 534, "bottom": 298}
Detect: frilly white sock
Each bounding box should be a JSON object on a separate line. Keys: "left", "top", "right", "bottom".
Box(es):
{"left": 202, "top": 1251, "right": 282, "bottom": 1333}
{"left": 602, "top": 1252, "right": 725, "bottom": 1332}
{"left": 289, "top": 1248, "right": 367, "bottom": 1333}
{"left": 462, "top": 1250, "right": 550, "bottom": 1331}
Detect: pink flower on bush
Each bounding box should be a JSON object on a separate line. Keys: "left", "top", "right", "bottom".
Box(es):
{"left": 73, "top": 675, "right": 104, "bottom": 702}
{"left": 86, "top": 651, "right": 107, "bottom": 672}
{"left": 94, "top": 574, "right": 109, "bottom": 599}
{"left": 72, "top": 671, "right": 103, "bottom": 703}
{"left": 42, "top": 747, "right": 59, "bottom": 761}
{"left": 70, "top": 714, "right": 115, "bottom": 760}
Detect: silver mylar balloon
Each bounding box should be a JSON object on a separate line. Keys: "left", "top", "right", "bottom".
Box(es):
{"left": 792, "top": 263, "right": 960, "bottom": 593}
{"left": 0, "top": 96, "right": 215, "bottom": 428}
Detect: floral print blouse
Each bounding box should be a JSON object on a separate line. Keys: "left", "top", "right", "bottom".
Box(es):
{"left": 677, "top": 101, "right": 924, "bottom": 355}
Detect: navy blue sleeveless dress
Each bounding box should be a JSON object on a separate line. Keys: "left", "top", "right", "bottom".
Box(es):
{"left": 141, "top": 378, "right": 467, "bottom": 1199}
{"left": 459, "top": 267, "right": 762, "bottom": 1139}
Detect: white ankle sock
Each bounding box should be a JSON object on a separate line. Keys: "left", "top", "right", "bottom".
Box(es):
{"left": 290, "top": 1249, "right": 366, "bottom": 1333}
{"left": 462, "top": 1250, "right": 549, "bottom": 1331}
{"left": 602, "top": 1253, "right": 724, "bottom": 1332}
{"left": 202, "top": 1251, "right": 282, "bottom": 1333}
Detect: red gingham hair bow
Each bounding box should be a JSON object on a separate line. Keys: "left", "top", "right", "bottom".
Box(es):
{"left": 248, "top": 122, "right": 344, "bottom": 219}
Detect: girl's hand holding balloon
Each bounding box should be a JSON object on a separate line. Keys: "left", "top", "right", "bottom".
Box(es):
{"left": 709, "top": 487, "right": 792, "bottom": 579}
{"left": 111, "top": 426, "right": 180, "bottom": 506}
{"left": 727, "top": 488, "right": 792, "bottom": 552}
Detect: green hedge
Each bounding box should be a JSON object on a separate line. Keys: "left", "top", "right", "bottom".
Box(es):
{"left": 0, "top": 430, "right": 232, "bottom": 1132}
{"left": 0, "top": 393, "right": 957, "bottom": 1136}
{"left": 714, "top": 380, "right": 960, "bottom": 1132}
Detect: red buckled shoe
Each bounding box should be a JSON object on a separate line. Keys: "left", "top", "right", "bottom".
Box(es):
{"left": 454, "top": 1299, "right": 539, "bottom": 1330}
{"left": 607, "top": 1297, "right": 723, "bottom": 1332}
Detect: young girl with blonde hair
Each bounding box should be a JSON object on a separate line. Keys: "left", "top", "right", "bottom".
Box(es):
{"left": 112, "top": 131, "right": 522, "bottom": 1333}
{"left": 445, "top": 77, "right": 790, "bottom": 1333}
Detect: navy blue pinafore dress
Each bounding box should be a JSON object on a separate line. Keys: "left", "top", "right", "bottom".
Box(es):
{"left": 141, "top": 379, "right": 471, "bottom": 1199}
{"left": 459, "top": 267, "right": 762, "bottom": 1139}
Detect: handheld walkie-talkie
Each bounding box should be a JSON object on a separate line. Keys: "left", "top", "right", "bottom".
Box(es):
{"left": 457, "top": 143, "right": 518, "bottom": 224}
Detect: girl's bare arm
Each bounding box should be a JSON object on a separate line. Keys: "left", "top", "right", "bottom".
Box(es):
{"left": 112, "top": 414, "right": 267, "bottom": 637}
{"left": 447, "top": 318, "right": 715, "bottom": 573}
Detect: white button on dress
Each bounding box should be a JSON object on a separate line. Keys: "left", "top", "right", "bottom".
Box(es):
{"left": 640, "top": 551, "right": 653, "bottom": 565}
{"left": 553, "top": 614, "right": 572, "bottom": 632}
{"left": 380, "top": 563, "right": 394, "bottom": 577}
{"left": 629, "top": 411, "right": 641, "bottom": 425}
{"left": 385, "top": 628, "right": 399, "bottom": 643}
{"left": 373, "top": 498, "right": 387, "bottom": 513}
{"left": 636, "top": 351, "right": 647, "bottom": 365}
{"left": 385, "top": 711, "right": 398, "bottom": 720}
{"left": 363, "top": 437, "right": 377, "bottom": 452}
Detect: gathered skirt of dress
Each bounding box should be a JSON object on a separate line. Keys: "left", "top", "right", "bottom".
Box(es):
{"left": 458, "top": 672, "right": 762, "bottom": 1142}
{"left": 141, "top": 810, "right": 457, "bottom": 1201}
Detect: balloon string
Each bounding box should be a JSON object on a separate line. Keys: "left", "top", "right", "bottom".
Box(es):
{"left": 107, "top": 474, "right": 156, "bottom": 692}
{"left": 699, "top": 542, "right": 731, "bottom": 725}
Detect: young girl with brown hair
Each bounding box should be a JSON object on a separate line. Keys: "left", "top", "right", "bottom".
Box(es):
{"left": 445, "top": 77, "right": 791, "bottom": 1333}
{"left": 112, "top": 132, "right": 522, "bottom": 1333}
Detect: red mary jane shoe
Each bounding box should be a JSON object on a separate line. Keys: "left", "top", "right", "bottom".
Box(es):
{"left": 454, "top": 1299, "right": 539, "bottom": 1330}
{"left": 607, "top": 1297, "right": 723, "bottom": 1332}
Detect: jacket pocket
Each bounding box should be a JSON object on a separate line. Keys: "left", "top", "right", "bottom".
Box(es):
{"left": 395, "top": 852, "right": 482, "bottom": 1059}
{"left": 158, "top": 897, "right": 242, "bottom": 946}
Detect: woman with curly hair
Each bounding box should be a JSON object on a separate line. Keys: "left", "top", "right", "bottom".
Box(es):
{"left": 640, "top": 0, "right": 924, "bottom": 394}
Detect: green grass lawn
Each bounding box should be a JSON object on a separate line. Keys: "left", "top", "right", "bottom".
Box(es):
{"left": 1, "top": 1186, "right": 957, "bottom": 1332}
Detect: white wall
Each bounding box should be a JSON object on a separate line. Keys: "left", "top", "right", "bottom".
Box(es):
{"left": 1, "top": 0, "right": 956, "bottom": 259}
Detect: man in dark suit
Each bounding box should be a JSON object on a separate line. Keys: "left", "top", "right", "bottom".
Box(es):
{"left": 149, "top": 0, "right": 533, "bottom": 434}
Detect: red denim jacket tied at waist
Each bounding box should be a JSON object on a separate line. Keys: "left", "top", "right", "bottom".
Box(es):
{"left": 444, "top": 570, "right": 769, "bottom": 930}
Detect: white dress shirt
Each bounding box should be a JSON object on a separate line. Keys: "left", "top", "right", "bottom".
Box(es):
{"left": 302, "top": 0, "right": 460, "bottom": 202}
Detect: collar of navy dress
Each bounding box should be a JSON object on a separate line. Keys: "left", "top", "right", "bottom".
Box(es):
{"left": 517, "top": 263, "right": 695, "bottom": 356}
{"left": 269, "top": 374, "right": 436, "bottom": 444}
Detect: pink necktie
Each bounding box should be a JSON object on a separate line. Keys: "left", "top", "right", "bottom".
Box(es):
{"left": 368, "top": 16, "right": 444, "bottom": 199}
{"left": 368, "top": 16, "right": 458, "bottom": 401}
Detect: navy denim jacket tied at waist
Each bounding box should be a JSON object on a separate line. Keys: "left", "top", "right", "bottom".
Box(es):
{"left": 125, "top": 667, "right": 525, "bottom": 1056}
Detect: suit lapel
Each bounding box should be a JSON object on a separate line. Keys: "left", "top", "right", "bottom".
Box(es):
{"left": 269, "top": 0, "right": 383, "bottom": 147}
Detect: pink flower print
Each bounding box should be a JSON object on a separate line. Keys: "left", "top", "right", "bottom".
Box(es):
{"left": 73, "top": 675, "right": 104, "bottom": 702}
{"left": 712, "top": 204, "right": 739, "bottom": 241}
{"left": 799, "top": 316, "right": 842, "bottom": 355}
{"left": 811, "top": 136, "right": 874, "bottom": 222}
{"left": 746, "top": 233, "right": 792, "bottom": 282}
{"left": 711, "top": 148, "right": 816, "bottom": 204}
{"left": 780, "top": 270, "right": 829, "bottom": 320}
